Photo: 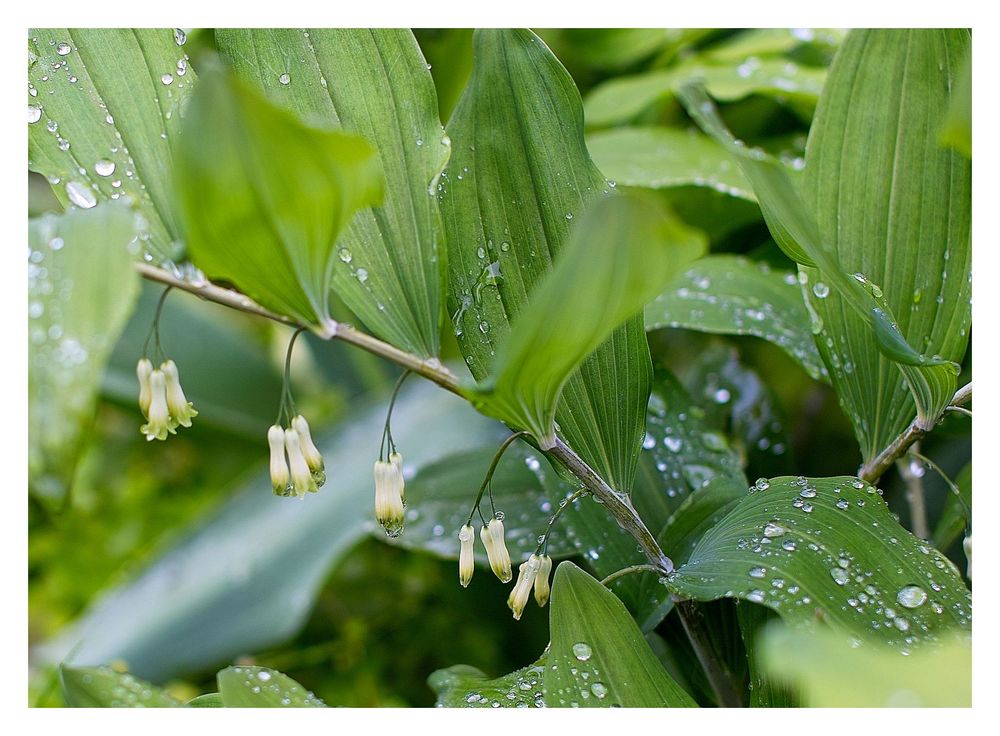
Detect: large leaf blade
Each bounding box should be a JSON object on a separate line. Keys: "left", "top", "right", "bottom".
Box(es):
{"left": 216, "top": 666, "right": 326, "bottom": 707}
{"left": 175, "top": 67, "right": 382, "bottom": 330}
{"left": 216, "top": 29, "right": 449, "bottom": 357}
{"left": 545, "top": 562, "right": 696, "bottom": 707}
{"left": 29, "top": 203, "right": 140, "bottom": 499}
{"left": 28, "top": 29, "right": 195, "bottom": 264}
{"left": 60, "top": 665, "right": 182, "bottom": 707}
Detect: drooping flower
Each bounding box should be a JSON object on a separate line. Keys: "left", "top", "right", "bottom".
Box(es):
{"left": 533, "top": 554, "right": 553, "bottom": 607}
{"left": 285, "top": 428, "right": 318, "bottom": 499}
{"left": 136, "top": 358, "right": 153, "bottom": 417}
{"left": 389, "top": 451, "right": 404, "bottom": 501}
{"left": 964, "top": 534, "right": 972, "bottom": 579}
{"left": 507, "top": 555, "right": 542, "bottom": 620}
{"left": 458, "top": 524, "right": 476, "bottom": 588}
{"left": 268, "top": 424, "right": 291, "bottom": 496}
{"left": 480, "top": 518, "right": 512, "bottom": 583}
{"left": 374, "top": 459, "right": 405, "bottom": 537}
{"left": 292, "top": 414, "right": 325, "bottom": 487}
{"left": 161, "top": 359, "right": 198, "bottom": 428}
{"left": 140, "top": 369, "right": 176, "bottom": 441}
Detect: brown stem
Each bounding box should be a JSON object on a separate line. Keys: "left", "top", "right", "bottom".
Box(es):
{"left": 858, "top": 382, "right": 972, "bottom": 484}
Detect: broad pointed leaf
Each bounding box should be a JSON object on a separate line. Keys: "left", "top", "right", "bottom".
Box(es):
{"left": 29, "top": 203, "right": 140, "bottom": 499}
{"left": 61, "top": 665, "right": 181, "bottom": 707}
{"left": 798, "top": 29, "right": 972, "bottom": 461}
{"left": 216, "top": 666, "right": 326, "bottom": 707}
{"left": 440, "top": 28, "right": 659, "bottom": 492}
{"left": 665, "top": 476, "right": 972, "bottom": 646}
{"left": 28, "top": 29, "right": 196, "bottom": 264}
{"left": 545, "top": 562, "right": 696, "bottom": 707}
{"left": 429, "top": 659, "right": 547, "bottom": 708}
{"left": 466, "top": 192, "right": 704, "bottom": 448}
{"left": 175, "top": 67, "right": 382, "bottom": 331}
{"left": 646, "top": 255, "right": 825, "bottom": 381}
{"left": 216, "top": 29, "right": 450, "bottom": 357}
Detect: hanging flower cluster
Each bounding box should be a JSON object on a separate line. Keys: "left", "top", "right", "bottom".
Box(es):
{"left": 268, "top": 415, "right": 326, "bottom": 498}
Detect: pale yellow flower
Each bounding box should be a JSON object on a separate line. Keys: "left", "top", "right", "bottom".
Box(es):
{"left": 374, "top": 459, "right": 405, "bottom": 537}
{"left": 268, "top": 424, "right": 290, "bottom": 496}
{"left": 161, "top": 359, "right": 198, "bottom": 428}
{"left": 507, "top": 555, "right": 542, "bottom": 620}
{"left": 533, "top": 555, "right": 553, "bottom": 607}
{"left": 140, "top": 370, "right": 176, "bottom": 441}
{"left": 480, "top": 518, "right": 512, "bottom": 583}
{"left": 458, "top": 524, "right": 476, "bottom": 587}
{"left": 292, "top": 414, "right": 325, "bottom": 487}
{"left": 136, "top": 358, "right": 153, "bottom": 417}
{"left": 285, "top": 428, "right": 318, "bottom": 498}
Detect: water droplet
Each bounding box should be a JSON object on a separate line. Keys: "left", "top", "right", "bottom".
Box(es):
{"left": 564, "top": 212, "right": 573, "bottom": 220}
{"left": 749, "top": 566, "right": 767, "bottom": 579}
{"left": 356, "top": 267, "right": 368, "bottom": 283}
{"left": 896, "top": 585, "right": 927, "bottom": 609}
{"left": 590, "top": 682, "right": 607, "bottom": 699}
{"left": 836, "top": 499, "right": 850, "bottom": 510}
{"left": 338, "top": 247, "right": 352, "bottom": 263}
{"left": 663, "top": 436, "right": 682, "bottom": 453}
{"left": 279, "top": 73, "right": 291, "bottom": 85}
{"left": 746, "top": 590, "right": 765, "bottom": 603}
{"left": 56, "top": 42, "right": 72, "bottom": 56}
{"left": 94, "top": 159, "right": 116, "bottom": 177}
{"left": 763, "top": 521, "right": 785, "bottom": 538}
{"left": 28, "top": 105, "right": 42, "bottom": 124}
{"left": 755, "top": 478, "right": 771, "bottom": 492}
{"left": 161, "top": 73, "right": 174, "bottom": 86}
{"left": 830, "top": 567, "right": 849, "bottom": 585}
{"left": 572, "top": 642, "right": 592, "bottom": 661}
{"left": 893, "top": 616, "right": 910, "bottom": 632}
{"left": 257, "top": 671, "right": 272, "bottom": 682}
{"left": 174, "top": 28, "right": 187, "bottom": 45}
{"left": 65, "top": 181, "right": 96, "bottom": 209}
{"left": 799, "top": 487, "right": 816, "bottom": 499}
{"left": 812, "top": 282, "right": 830, "bottom": 298}
{"left": 46, "top": 120, "right": 58, "bottom": 133}
{"left": 782, "top": 540, "right": 797, "bottom": 551}
{"left": 713, "top": 388, "right": 731, "bottom": 403}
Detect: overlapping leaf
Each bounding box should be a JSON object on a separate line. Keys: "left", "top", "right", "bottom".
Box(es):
{"left": 216, "top": 29, "right": 450, "bottom": 357}
{"left": 29, "top": 203, "right": 140, "bottom": 499}
{"left": 545, "top": 563, "right": 696, "bottom": 707}
{"left": 429, "top": 659, "right": 547, "bottom": 708}
{"left": 665, "top": 476, "right": 972, "bottom": 647}
{"left": 175, "top": 67, "right": 382, "bottom": 332}
{"left": 216, "top": 666, "right": 326, "bottom": 707}
{"left": 679, "top": 77, "right": 963, "bottom": 463}
{"left": 441, "top": 29, "right": 701, "bottom": 491}
{"left": 646, "top": 255, "right": 825, "bottom": 381}
{"left": 60, "top": 665, "right": 181, "bottom": 707}
{"left": 28, "top": 29, "right": 196, "bottom": 264}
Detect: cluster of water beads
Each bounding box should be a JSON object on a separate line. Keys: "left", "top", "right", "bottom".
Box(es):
{"left": 225, "top": 666, "right": 326, "bottom": 707}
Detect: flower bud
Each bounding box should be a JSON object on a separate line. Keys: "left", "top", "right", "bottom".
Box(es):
{"left": 140, "top": 370, "right": 176, "bottom": 441}
{"left": 964, "top": 534, "right": 972, "bottom": 579}
{"left": 268, "top": 424, "right": 291, "bottom": 496}
{"left": 507, "top": 555, "right": 541, "bottom": 620}
{"left": 374, "top": 459, "right": 405, "bottom": 537}
{"left": 136, "top": 358, "right": 153, "bottom": 417}
{"left": 533, "top": 555, "right": 553, "bottom": 607}
{"left": 389, "top": 451, "right": 404, "bottom": 501}
{"left": 458, "top": 524, "right": 476, "bottom": 587}
{"left": 292, "top": 415, "right": 325, "bottom": 487}
{"left": 161, "top": 360, "right": 198, "bottom": 428}
{"left": 480, "top": 518, "right": 512, "bottom": 583}
{"left": 285, "top": 428, "right": 318, "bottom": 498}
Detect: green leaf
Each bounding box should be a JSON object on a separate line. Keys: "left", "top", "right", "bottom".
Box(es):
{"left": 440, "top": 28, "right": 671, "bottom": 493}
{"left": 798, "top": 29, "right": 972, "bottom": 460}
{"left": 429, "top": 659, "right": 547, "bottom": 708}
{"left": 186, "top": 693, "right": 223, "bottom": 707}
{"left": 760, "top": 623, "right": 971, "bottom": 707}
{"left": 587, "top": 127, "right": 754, "bottom": 200}
{"left": 38, "top": 382, "right": 498, "bottom": 681}
{"left": 215, "top": 29, "right": 449, "bottom": 358}
{"left": 29, "top": 203, "right": 140, "bottom": 499}
{"left": 665, "top": 476, "right": 972, "bottom": 646}
{"left": 467, "top": 192, "right": 704, "bottom": 448}
{"left": 646, "top": 255, "right": 825, "bottom": 381}
{"left": 678, "top": 76, "right": 963, "bottom": 461}
{"left": 28, "top": 29, "right": 196, "bottom": 264}
{"left": 940, "top": 48, "right": 971, "bottom": 157}
{"left": 386, "top": 443, "right": 577, "bottom": 561}
{"left": 60, "top": 665, "right": 181, "bottom": 707}
{"left": 545, "top": 562, "right": 696, "bottom": 707}
{"left": 584, "top": 58, "right": 826, "bottom": 129}
{"left": 736, "top": 602, "right": 797, "bottom": 707}
{"left": 703, "top": 28, "right": 844, "bottom": 64}
{"left": 175, "top": 66, "right": 383, "bottom": 331}
{"left": 217, "top": 666, "right": 326, "bottom": 707}
{"left": 932, "top": 462, "right": 971, "bottom": 553}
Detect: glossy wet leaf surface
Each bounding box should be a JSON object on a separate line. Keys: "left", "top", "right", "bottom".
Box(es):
{"left": 429, "top": 659, "right": 547, "bottom": 708}
{"left": 28, "top": 29, "right": 196, "bottom": 264}
{"left": 666, "top": 476, "right": 971, "bottom": 647}
{"left": 61, "top": 665, "right": 181, "bottom": 707}
{"left": 216, "top": 29, "right": 450, "bottom": 357}
{"left": 217, "top": 665, "right": 326, "bottom": 707}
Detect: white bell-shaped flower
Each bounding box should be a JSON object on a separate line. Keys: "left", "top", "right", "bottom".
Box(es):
{"left": 292, "top": 414, "right": 325, "bottom": 487}
{"left": 374, "top": 459, "right": 405, "bottom": 537}
{"left": 140, "top": 369, "right": 176, "bottom": 441}
{"left": 268, "top": 424, "right": 291, "bottom": 496}
{"left": 458, "top": 524, "right": 476, "bottom": 588}
{"left": 480, "top": 518, "right": 512, "bottom": 583}
{"left": 161, "top": 359, "right": 198, "bottom": 428}
{"left": 136, "top": 358, "right": 153, "bottom": 417}
{"left": 533, "top": 555, "right": 553, "bottom": 607}
{"left": 285, "top": 428, "right": 318, "bottom": 499}
{"left": 507, "top": 555, "right": 541, "bottom": 620}
{"left": 389, "top": 451, "right": 404, "bottom": 501}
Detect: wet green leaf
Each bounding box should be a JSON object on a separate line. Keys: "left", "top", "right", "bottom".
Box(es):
{"left": 665, "top": 476, "right": 972, "bottom": 646}
{"left": 467, "top": 192, "right": 704, "bottom": 448}
{"left": 646, "top": 255, "right": 824, "bottom": 381}
{"left": 933, "top": 462, "right": 971, "bottom": 553}
{"left": 545, "top": 562, "right": 696, "bottom": 707}
{"left": 175, "top": 66, "right": 382, "bottom": 331}
{"left": 28, "top": 29, "right": 196, "bottom": 264}
{"left": 29, "top": 203, "right": 140, "bottom": 500}
{"left": 186, "top": 693, "right": 223, "bottom": 707}
{"left": 588, "top": 127, "right": 754, "bottom": 200}
{"left": 760, "top": 623, "right": 971, "bottom": 707}
{"left": 441, "top": 28, "right": 689, "bottom": 493}
{"left": 429, "top": 659, "right": 547, "bottom": 708}
{"left": 940, "top": 48, "right": 971, "bottom": 157}
{"left": 217, "top": 665, "right": 326, "bottom": 707}
{"left": 736, "top": 602, "right": 797, "bottom": 707}
{"left": 61, "top": 665, "right": 181, "bottom": 707}
{"left": 216, "top": 29, "right": 450, "bottom": 357}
